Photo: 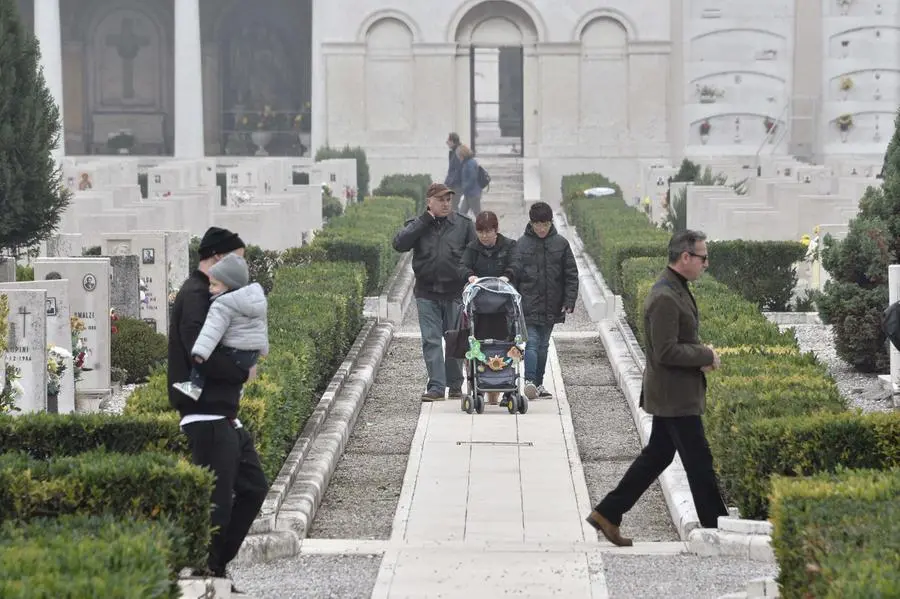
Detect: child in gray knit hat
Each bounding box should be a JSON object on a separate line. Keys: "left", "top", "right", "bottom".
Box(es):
{"left": 172, "top": 253, "right": 269, "bottom": 401}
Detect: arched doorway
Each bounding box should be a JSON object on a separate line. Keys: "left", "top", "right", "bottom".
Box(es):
{"left": 453, "top": 1, "right": 539, "bottom": 157}
{"left": 215, "top": 0, "right": 311, "bottom": 156}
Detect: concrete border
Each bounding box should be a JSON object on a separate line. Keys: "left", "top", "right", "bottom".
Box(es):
{"left": 234, "top": 254, "right": 415, "bottom": 565}
{"left": 558, "top": 209, "right": 777, "bottom": 561}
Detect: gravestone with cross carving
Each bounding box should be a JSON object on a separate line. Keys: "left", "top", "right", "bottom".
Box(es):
{"left": 0, "top": 280, "right": 75, "bottom": 413}
{"left": 1, "top": 289, "right": 48, "bottom": 413}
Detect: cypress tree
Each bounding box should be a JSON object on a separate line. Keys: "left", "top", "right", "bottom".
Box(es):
{"left": 0, "top": 0, "right": 70, "bottom": 256}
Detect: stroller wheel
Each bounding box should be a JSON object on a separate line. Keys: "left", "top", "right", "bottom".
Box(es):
{"left": 464, "top": 395, "right": 474, "bottom": 414}
{"left": 507, "top": 395, "right": 517, "bottom": 414}
{"left": 474, "top": 394, "right": 485, "bottom": 414}
{"left": 517, "top": 392, "right": 528, "bottom": 414}
{"left": 460, "top": 394, "right": 469, "bottom": 412}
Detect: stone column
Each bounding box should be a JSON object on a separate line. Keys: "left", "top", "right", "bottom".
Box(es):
{"left": 311, "top": 0, "right": 326, "bottom": 153}
{"left": 889, "top": 264, "right": 900, "bottom": 393}
{"left": 174, "top": 0, "right": 205, "bottom": 158}
{"left": 33, "top": 0, "right": 65, "bottom": 164}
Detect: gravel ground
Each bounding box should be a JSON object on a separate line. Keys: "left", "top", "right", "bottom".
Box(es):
{"left": 308, "top": 319, "right": 425, "bottom": 539}
{"left": 556, "top": 335, "right": 679, "bottom": 542}
{"left": 779, "top": 323, "right": 896, "bottom": 413}
{"left": 603, "top": 553, "right": 778, "bottom": 599}
{"left": 231, "top": 554, "right": 382, "bottom": 599}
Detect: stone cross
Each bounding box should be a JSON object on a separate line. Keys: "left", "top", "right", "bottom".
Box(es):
{"left": 106, "top": 18, "right": 149, "bottom": 99}
{"left": 18, "top": 305, "right": 31, "bottom": 332}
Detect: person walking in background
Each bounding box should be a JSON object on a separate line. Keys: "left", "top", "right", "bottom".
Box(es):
{"left": 393, "top": 183, "right": 476, "bottom": 402}
{"left": 457, "top": 144, "right": 483, "bottom": 218}
{"left": 168, "top": 226, "right": 268, "bottom": 591}
{"left": 585, "top": 229, "right": 727, "bottom": 547}
{"left": 444, "top": 132, "right": 463, "bottom": 212}
{"left": 505, "top": 201, "right": 579, "bottom": 400}
{"left": 463, "top": 210, "right": 517, "bottom": 404}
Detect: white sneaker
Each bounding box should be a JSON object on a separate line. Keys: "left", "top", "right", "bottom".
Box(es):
{"left": 172, "top": 381, "right": 203, "bottom": 401}
{"left": 523, "top": 380, "right": 538, "bottom": 400}
{"left": 537, "top": 385, "right": 552, "bottom": 398}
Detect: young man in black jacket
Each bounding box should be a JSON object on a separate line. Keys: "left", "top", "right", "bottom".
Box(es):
{"left": 168, "top": 226, "right": 268, "bottom": 585}
{"left": 505, "top": 202, "right": 579, "bottom": 400}
{"left": 393, "top": 183, "right": 476, "bottom": 401}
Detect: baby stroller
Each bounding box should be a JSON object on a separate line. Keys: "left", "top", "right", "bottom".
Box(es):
{"left": 459, "top": 277, "right": 528, "bottom": 415}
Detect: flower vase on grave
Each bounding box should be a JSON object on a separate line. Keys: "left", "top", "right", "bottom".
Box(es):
{"left": 250, "top": 131, "right": 272, "bottom": 156}
{"left": 840, "top": 127, "right": 850, "bottom": 142}
{"left": 700, "top": 134, "right": 709, "bottom": 145}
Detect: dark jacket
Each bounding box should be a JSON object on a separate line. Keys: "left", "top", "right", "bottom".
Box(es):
{"left": 506, "top": 223, "right": 579, "bottom": 325}
{"left": 445, "top": 146, "right": 462, "bottom": 188}
{"left": 639, "top": 267, "right": 715, "bottom": 417}
{"left": 393, "top": 210, "right": 476, "bottom": 300}
{"left": 168, "top": 270, "right": 250, "bottom": 418}
{"left": 462, "top": 233, "right": 516, "bottom": 279}
{"left": 460, "top": 158, "right": 481, "bottom": 199}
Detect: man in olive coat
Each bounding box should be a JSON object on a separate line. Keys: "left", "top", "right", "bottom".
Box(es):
{"left": 585, "top": 229, "right": 727, "bottom": 546}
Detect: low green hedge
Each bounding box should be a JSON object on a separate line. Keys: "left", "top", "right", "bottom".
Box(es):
{"left": 374, "top": 173, "right": 432, "bottom": 213}
{"left": 111, "top": 318, "right": 168, "bottom": 383}
{"left": 0, "top": 514, "right": 179, "bottom": 598}
{"left": 705, "top": 240, "right": 807, "bottom": 311}
{"left": 770, "top": 468, "right": 900, "bottom": 598}
{"left": 724, "top": 411, "right": 900, "bottom": 519}
{"left": 313, "top": 196, "right": 415, "bottom": 294}
{"left": 0, "top": 412, "right": 186, "bottom": 459}
{"left": 0, "top": 449, "right": 214, "bottom": 571}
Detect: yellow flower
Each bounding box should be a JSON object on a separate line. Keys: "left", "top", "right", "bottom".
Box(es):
{"left": 800, "top": 234, "right": 811, "bottom": 246}
{"left": 813, "top": 225, "right": 820, "bottom": 234}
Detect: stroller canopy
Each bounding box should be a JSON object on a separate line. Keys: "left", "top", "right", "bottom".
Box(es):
{"left": 462, "top": 277, "right": 527, "bottom": 343}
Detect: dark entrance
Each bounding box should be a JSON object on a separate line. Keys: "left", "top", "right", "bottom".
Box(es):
{"left": 469, "top": 45, "right": 523, "bottom": 157}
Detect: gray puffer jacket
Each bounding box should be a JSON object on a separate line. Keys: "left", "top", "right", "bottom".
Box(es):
{"left": 192, "top": 282, "right": 269, "bottom": 360}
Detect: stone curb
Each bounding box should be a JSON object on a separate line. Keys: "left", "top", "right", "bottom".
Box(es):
{"left": 559, "top": 210, "right": 777, "bottom": 561}
{"left": 380, "top": 252, "right": 414, "bottom": 324}
{"left": 233, "top": 254, "right": 414, "bottom": 565}
{"left": 553, "top": 213, "right": 620, "bottom": 321}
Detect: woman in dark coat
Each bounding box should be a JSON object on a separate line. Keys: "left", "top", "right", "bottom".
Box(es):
{"left": 462, "top": 210, "right": 516, "bottom": 403}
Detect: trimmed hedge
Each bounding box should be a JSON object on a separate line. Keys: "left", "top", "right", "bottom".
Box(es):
{"left": 0, "top": 412, "right": 186, "bottom": 459}
{"left": 0, "top": 449, "right": 214, "bottom": 571}
{"left": 563, "top": 171, "right": 900, "bottom": 523}
{"left": 111, "top": 318, "right": 168, "bottom": 383}
{"left": 770, "top": 468, "right": 900, "bottom": 598}
{"left": 0, "top": 514, "right": 179, "bottom": 598}
{"left": 374, "top": 173, "right": 432, "bottom": 212}
{"left": 705, "top": 240, "right": 806, "bottom": 311}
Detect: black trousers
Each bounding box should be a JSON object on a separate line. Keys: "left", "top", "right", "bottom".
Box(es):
{"left": 595, "top": 415, "right": 727, "bottom": 529}
{"left": 183, "top": 419, "right": 269, "bottom": 575}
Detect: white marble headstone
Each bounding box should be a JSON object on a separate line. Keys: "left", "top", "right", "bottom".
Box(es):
{"left": 1, "top": 289, "right": 47, "bottom": 413}
{"left": 33, "top": 258, "right": 111, "bottom": 393}
{"left": 0, "top": 280, "right": 74, "bottom": 413}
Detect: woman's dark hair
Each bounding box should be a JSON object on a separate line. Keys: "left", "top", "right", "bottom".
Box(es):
{"left": 475, "top": 211, "right": 499, "bottom": 232}
{"left": 448, "top": 132, "right": 460, "bottom": 145}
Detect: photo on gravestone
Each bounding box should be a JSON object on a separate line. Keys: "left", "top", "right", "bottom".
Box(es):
{"left": 82, "top": 274, "right": 97, "bottom": 292}
{"left": 46, "top": 297, "right": 57, "bottom": 317}
{"left": 142, "top": 248, "right": 155, "bottom": 264}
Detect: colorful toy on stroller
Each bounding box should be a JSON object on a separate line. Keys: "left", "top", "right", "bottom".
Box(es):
{"left": 459, "top": 277, "right": 528, "bottom": 415}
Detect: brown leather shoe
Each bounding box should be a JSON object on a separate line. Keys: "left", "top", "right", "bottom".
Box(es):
{"left": 586, "top": 510, "right": 633, "bottom": 547}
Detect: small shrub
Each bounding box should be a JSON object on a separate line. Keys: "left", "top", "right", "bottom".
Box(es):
{"left": 82, "top": 246, "right": 101, "bottom": 256}
{"left": 705, "top": 240, "right": 807, "bottom": 311}
{"left": 111, "top": 318, "right": 168, "bottom": 383}
{"left": 770, "top": 468, "right": 900, "bottom": 599}
{"left": 0, "top": 449, "right": 214, "bottom": 570}
{"left": 322, "top": 187, "right": 344, "bottom": 219}
{"left": 14, "top": 264, "right": 32, "bottom": 281}
{"left": 0, "top": 514, "right": 178, "bottom": 597}
{"left": 374, "top": 173, "right": 432, "bottom": 212}
{"left": 244, "top": 244, "right": 281, "bottom": 294}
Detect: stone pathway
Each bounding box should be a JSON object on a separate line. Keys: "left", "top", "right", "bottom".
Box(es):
{"left": 232, "top": 202, "right": 778, "bottom": 598}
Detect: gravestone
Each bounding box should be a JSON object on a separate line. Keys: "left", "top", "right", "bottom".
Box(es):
{"left": 108, "top": 255, "right": 141, "bottom": 319}
{"left": 42, "top": 234, "right": 84, "bottom": 258}
{"left": 33, "top": 258, "right": 111, "bottom": 397}
{"left": 0, "top": 280, "right": 75, "bottom": 413}
{"left": 101, "top": 233, "right": 168, "bottom": 335}
{"left": 1, "top": 289, "right": 47, "bottom": 413}
{"left": 0, "top": 258, "right": 14, "bottom": 283}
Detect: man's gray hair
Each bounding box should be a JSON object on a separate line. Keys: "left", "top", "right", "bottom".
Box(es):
{"left": 668, "top": 229, "right": 707, "bottom": 263}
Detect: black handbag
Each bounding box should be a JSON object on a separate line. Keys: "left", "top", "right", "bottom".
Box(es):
{"left": 444, "top": 311, "right": 469, "bottom": 360}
